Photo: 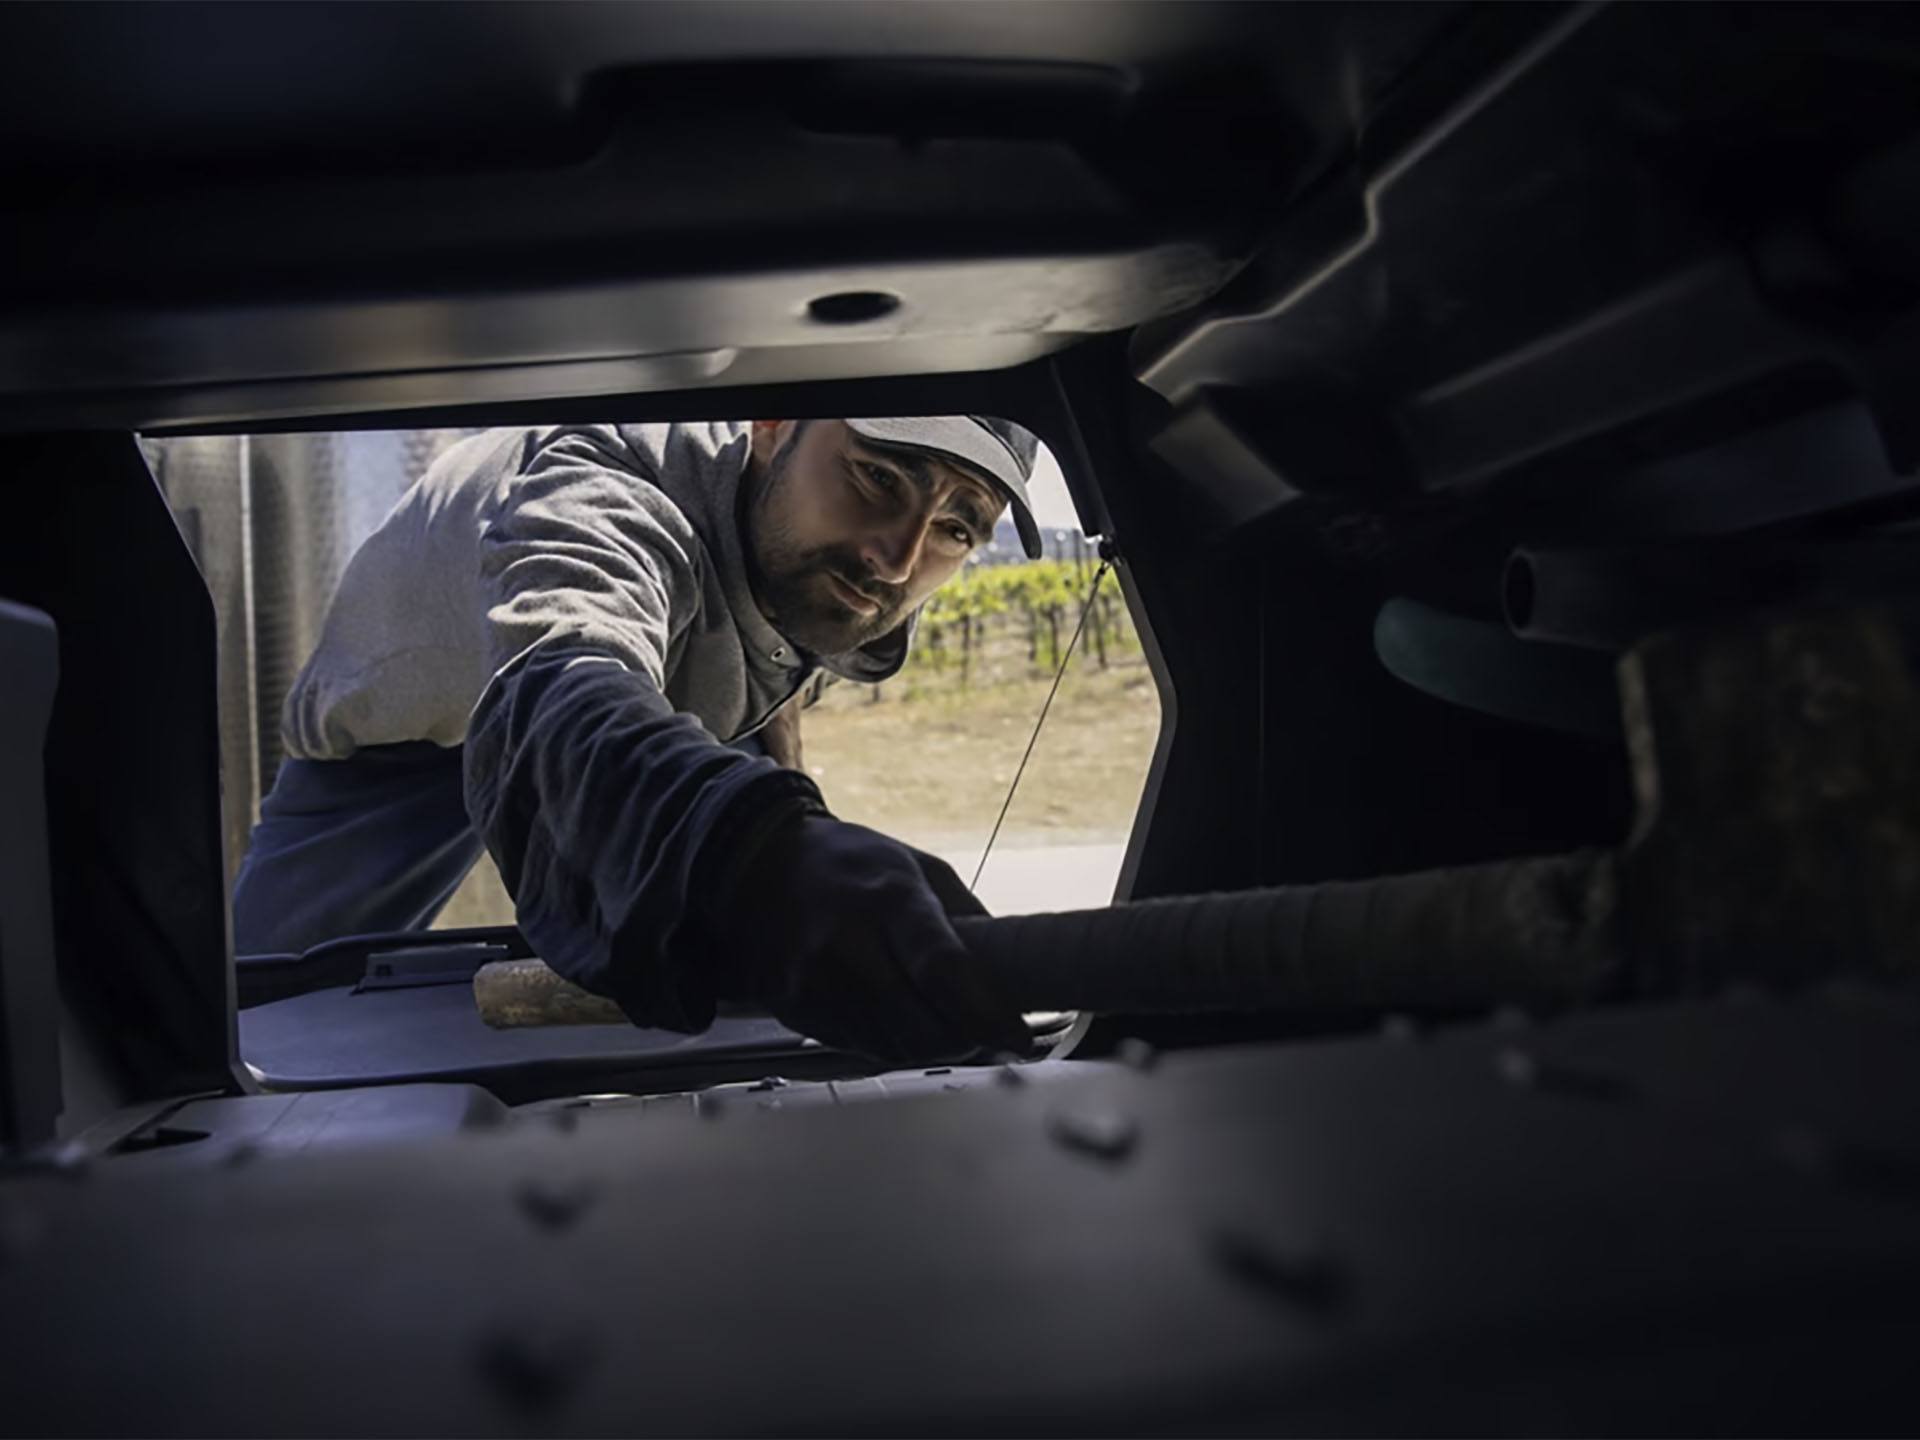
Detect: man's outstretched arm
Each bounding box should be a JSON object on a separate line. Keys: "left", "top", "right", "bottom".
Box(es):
{"left": 463, "top": 452, "right": 1028, "bottom": 1062}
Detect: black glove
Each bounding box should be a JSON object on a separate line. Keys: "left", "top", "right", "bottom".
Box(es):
{"left": 705, "top": 813, "right": 1031, "bottom": 1067}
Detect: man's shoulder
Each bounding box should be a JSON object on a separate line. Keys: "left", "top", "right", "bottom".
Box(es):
{"left": 522, "top": 423, "right": 749, "bottom": 485}
{"left": 481, "top": 424, "right": 749, "bottom": 590}
{"left": 510, "top": 422, "right": 750, "bottom": 549}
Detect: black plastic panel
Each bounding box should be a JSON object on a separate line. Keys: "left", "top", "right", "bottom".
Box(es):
{"left": 0, "top": 600, "right": 61, "bottom": 1149}
{"left": 240, "top": 983, "right": 817, "bottom": 1103}
{"left": 0, "top": 2, "right": 1477, "bottom": 432}
{"left": 1136, "top": 2, "right": 1920, "bottom": 497}
{"left": 0, "top": 435, "right": 236, "bottom": 1114}
{"left": 3, "top": 992, "right": 1917, "bottom": 1433}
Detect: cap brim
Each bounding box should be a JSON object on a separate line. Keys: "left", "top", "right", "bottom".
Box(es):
{"left": 846, "top": 417, "right": 1043, "bottom": 559}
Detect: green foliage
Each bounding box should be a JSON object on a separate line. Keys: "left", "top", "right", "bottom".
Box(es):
{"left": 898, "top": 559, "right": 1138, "bottom": 694}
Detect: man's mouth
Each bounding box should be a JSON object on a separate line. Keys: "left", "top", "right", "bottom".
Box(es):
{"left": 824, "top": 571, "right": 881, "bottom": 617}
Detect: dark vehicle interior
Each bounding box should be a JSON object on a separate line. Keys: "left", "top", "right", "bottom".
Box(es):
{"left": 4, "top": 2, "right": 1920, "bottom": 1432}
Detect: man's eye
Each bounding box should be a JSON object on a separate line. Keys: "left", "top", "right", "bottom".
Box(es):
{"left": 860, "top": 463, "right": 898, "bottom": 494}
{"left": 945, "top": 523, "right": 974, "bottom": 547}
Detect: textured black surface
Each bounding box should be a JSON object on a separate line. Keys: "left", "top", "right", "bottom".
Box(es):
{"left": 0, "top": 601, "right": 60, "bottom": 1148}
{"left": 0, "top": 435, "right": 236, "bottom": 1120}
{"left": 0, "top": 0, "right": 1429, "bottom": 430}
{"left": 6, "top": 995, "right": 1920, "bottom": 1435}
{"left": 109, "top": 1083, "right": 512, "bottom": 1173}
{"left": 6, "top": 8, "right": 1920, "bottom": 1432}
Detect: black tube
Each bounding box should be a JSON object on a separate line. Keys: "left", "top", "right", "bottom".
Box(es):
{"left": 953, "top": 851, "right": 1619, "bottom": 1015}
{"left": 1374, "top": 597, "right": 1621, "bottom": 738}
{"left": 1504, "top": 540, "right": 1920, "bottom": 650}
{"left": 478, "top": 852, "right": 1623, "bottom": 1028}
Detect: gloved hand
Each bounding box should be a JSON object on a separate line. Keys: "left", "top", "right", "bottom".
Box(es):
{"left": 706, "top": 813, "right": 1032, "bottom": 1066}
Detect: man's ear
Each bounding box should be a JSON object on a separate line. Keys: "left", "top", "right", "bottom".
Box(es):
{"left": 749, "top": 420, "right": 797, "bottom": 468}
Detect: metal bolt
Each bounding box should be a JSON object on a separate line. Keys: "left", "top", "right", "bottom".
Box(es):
{"left": 515, "top": 1178, "right": 598, "bottom": 1232}
{"left": 1048, "top": 1109, "right": 1139, "bottom": 1164}
{"left": 1117, "top": 1037, "right": 1159, "bottom": 1072}
{"left": 1816, "top": 977, "right": 1883, "bottom": 1011}
{"left": 1772, "top": 1125, "right": 1833, "bottom": 1177}
{"left": 477, "top": 1325, "right": 591, "bottom": 1411}
{"left": 1207, "top": 1226, "right": 1351, "bottom": 1318}
{"left": 1495, "top": 1047, "right": 1631, "bottom": 1103}
{"left": 223, "top": 1140, "right": 263, "bottom": 1169}
{"left": 1773, "top": 1126, "right": 1920, "bottom": 1206}
{"left": 0, "top": 1203, "right": 42, "bottom": 1266}
{"left": 746, "top": 1076, "right": 789, "bottom": 1093}
{"left": 1, "top": 1141, "right": 86, "bottom": 1177}
{"left": 1495, "top": 1048, "right": 1539, "bottom": 1089}
{"left": 5, "top": 1142, "right": 94, "bottom": 1182}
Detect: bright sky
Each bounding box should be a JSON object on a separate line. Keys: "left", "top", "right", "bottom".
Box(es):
{"left": 1025, "top": 442, "right": 1083, "bottom": 532}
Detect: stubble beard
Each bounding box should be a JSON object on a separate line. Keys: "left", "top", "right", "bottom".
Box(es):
{"left": 746, "top": 441, "right": 907, "bottom": 655}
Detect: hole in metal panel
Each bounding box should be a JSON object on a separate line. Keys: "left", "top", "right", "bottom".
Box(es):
{"left": 807, "top": 291, "right": 901, "bottom": 325}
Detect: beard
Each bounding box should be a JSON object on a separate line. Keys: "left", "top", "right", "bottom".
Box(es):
{"left": 744, "top": 441, "right": 909, "bottom": 654}
{"left": 752, "top": 535, "right": 909, "bottom": 654}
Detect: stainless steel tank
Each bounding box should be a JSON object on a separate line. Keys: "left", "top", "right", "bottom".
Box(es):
{"left": 146, "top": 429, "right": 481, "bottom": 881}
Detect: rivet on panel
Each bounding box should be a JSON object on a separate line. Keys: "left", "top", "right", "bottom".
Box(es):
{"left": 223, "top": 1140, "right": 263, "bottom": 1169}
{"left": 1048, "top": 1110, "right": 1139, "bottom": 1164}
{"left": 1495, "top": 1047, "right": 1632, "bottom": 1103}
{"left": 477, "top": 1325, "right": 592, "bottom": 1411}
{"left": 516, "top": 1178, "right": 599, "bottom": 1232}
{"left": 1773, "top": 1126, "right": 1920, "bottom": 1206}
{"left": 1208, "top": 1226, "right": 1352, "bottom": 1318}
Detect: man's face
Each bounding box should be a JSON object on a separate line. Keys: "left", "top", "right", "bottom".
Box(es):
{"left": 744, "top": 420, "right": 1005, "bottom": 655}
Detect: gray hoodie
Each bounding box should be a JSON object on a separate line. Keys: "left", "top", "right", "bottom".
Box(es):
{"left": 282, "top": 422, "right": 909, "bottom": 1029}
{"left": 283, "top": 422, "right": 905, "bottom": 758}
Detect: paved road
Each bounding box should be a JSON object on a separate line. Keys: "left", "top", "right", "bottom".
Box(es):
{"left": 925, "top": 840, "right": 1127, "bottom": 916}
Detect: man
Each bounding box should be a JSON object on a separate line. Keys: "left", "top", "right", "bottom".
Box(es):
{"left": 233, "top": 417, "right": 1045, "bottom": 1064}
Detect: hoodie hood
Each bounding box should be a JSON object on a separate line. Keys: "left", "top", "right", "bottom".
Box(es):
{"left": 605, "top": 422, "right": 913, "bottom": 687}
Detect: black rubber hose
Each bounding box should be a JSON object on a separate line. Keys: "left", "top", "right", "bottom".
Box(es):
{"left": 1505, "top": 540, "right": 1920, "bottom": 651}
{"left": 477, "top": 852, "right": 1623, "bottom": 1027}
{"left": 953, "top": 851, "right": 1619, "bottom": 1015}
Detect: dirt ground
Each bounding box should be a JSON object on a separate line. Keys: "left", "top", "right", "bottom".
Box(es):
{"left": 802, "top": 654, "right": 1163, "bottom": 857}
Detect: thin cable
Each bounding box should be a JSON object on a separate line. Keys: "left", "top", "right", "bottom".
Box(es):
{"left": 971, "top": 559, "right": 1112, "bottom": 892}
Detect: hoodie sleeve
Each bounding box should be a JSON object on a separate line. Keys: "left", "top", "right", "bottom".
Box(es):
{"left": 462, "top": 452, "right": 825, "bottom": 1032}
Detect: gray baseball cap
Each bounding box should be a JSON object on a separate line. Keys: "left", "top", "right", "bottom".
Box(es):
{"left": 845, "top": 416, "right": 1044, "bottom": 559}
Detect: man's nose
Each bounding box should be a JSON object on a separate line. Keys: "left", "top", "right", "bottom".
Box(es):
{"left": 861, "top": 513, "right": 928, "bottom": 585}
